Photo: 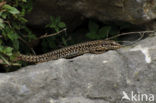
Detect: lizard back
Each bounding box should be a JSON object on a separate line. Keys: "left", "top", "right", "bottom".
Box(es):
{"left": 18, "top": 40, "right": 121, "bottom": 63}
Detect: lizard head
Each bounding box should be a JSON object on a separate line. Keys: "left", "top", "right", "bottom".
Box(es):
{"left": 100, "top": 40, "right": 121, "bottom": 50}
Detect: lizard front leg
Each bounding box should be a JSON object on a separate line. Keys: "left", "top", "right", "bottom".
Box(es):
{"left": 89, "top": 48, "right": 106, "bottom": 54}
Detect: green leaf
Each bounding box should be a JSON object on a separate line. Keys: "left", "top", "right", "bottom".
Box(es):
{"left": 27, "top": 34, "right": 36, "bottom": 41}
{"left": 0, "top": 45, "right": 4, "bottom": 52}
{"left": 18, "top": 16, "right": 28, "bottom": 23}
{"left": 2, "top": 46, "right": 13, "bottom": 56}
{"left": 98, "top": 26, "right": 111, "bottom": 38}
{"left": 1, "top": 13, "right": 7, "bottom": 19}
{"left": 0, "top": 18, "right": 5, "bottom": 28}
{"left": 5, "top": 47, "right": 13, "bottom": 56}
{"left": 46, "top": 16, "right": 66, "bottom": 33}
{"left": 55, "top": 27, "right": 59, "bottom": 32}
{"left": 3, "top": 4, "right": 20, "bottom": 15}
{"left": 6, "top": 47, "right": 13, "bottom": 53}
{"left": 7, "top": 31, "right": 19, "bottom": 41}
{"left": 88, "top": 21, "right": 99, "bottom": 33}
{"left": 22, "top": 0, "right": 27, "bottom": 2}
{"left": 0, "top": 23, "right": 5, "bottom": 29}
{"left": 5, "top": 47, "right": 13, "bottom": 52}
{"left": 41, "top": 39, "right": 48, "bottom": 49}
{"left": 50, "top": 16, "right": 54, "bottom": 22}
{"left": 62, "top": 37, "right": 67, "bottom": 46}
{"left": 47, "top": 38, "right": 56, "bottom": 48}
{"left": 13, "top": 39, "right": 19, "bottom": 50}
{"left": 86, "top": 32, "right": 99, "bottom": 39}
{"left": 0, "top": 18, "right": 3, "bottom": 23}
{"left": 55, "top": 17, "right": 61, "bottom": 24}
{"left": 0, "top": 12, "right": 2, "bottom": 16}
{"left": 50, "top": 16, "right": 57, "bottom": 26}
{"left": 0, "top": 39, "right": 2, "bottom": 45}
{"left": 10, "top": 55, "right": 16, "bottom": 61}
{"left": 58, "top": 22, "right": 66, "bottom": 28}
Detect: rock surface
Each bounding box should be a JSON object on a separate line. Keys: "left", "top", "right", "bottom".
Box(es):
{"left": 0, "top": 34, "right": 156, "bottom": 103}
{"left": 27, "top": 0, "right": 156, "bottom": 28}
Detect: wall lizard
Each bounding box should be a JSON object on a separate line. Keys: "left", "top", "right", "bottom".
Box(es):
{"left": 18, "top": 40, "right": 121, "bottom": 63}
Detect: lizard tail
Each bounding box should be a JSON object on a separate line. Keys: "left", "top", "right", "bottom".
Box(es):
{"left": 18, "top": 53, "right": 40, "bottom": 63}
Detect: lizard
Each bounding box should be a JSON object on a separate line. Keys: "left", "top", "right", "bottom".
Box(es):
{"left": 18, "top": 40, "right": 121, "bottom": 63}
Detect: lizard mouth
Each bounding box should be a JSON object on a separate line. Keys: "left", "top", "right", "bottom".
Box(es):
{"left": 113, "top": 45, "right": 121, "bottom": 49}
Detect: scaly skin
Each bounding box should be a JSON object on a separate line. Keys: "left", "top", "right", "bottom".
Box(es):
{"left": 18, "top": 40, "right": 121, "bottom": 63}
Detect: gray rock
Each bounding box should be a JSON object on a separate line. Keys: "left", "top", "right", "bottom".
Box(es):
{"left": 27, "top": 0, "right": 156, "bottom": 28}
{"left": 0, "top": 34, "right": 156, "bottom": 103}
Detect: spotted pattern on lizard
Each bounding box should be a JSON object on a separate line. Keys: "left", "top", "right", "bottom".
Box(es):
{"left": 18, "top": 40, "right": 121, "bottom": 63}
